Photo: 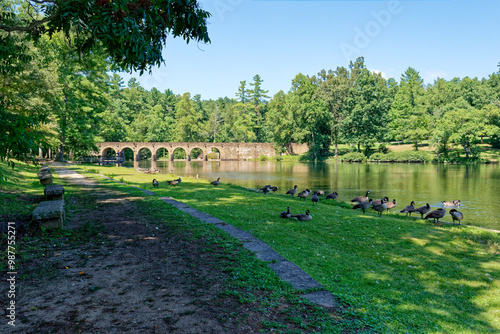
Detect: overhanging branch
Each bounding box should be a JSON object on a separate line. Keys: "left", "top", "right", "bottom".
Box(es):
{"left": 0, "top": 15, "right": 54, "bottom": 33}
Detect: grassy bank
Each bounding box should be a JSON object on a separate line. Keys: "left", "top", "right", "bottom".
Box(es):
{"left": 2, "top": 161, "right": 499, "bottom": 333}
{"left": 78, "top": 164, "right": 500, "bottom": 333}
{"left": 1, "top": 161, "right": 358, "bottom": 333}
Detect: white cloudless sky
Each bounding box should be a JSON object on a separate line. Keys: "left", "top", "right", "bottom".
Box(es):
{"left": 118, "top": 0, "right": 500, "bottom": 100}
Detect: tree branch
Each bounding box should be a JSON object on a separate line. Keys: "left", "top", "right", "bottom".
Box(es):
{"left": 0, "top": 15, "right": 55, "bottom": 33}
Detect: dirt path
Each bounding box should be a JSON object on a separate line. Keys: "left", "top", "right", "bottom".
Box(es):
{"left": 2, "top": 168, "right": 334, "bottom": 333}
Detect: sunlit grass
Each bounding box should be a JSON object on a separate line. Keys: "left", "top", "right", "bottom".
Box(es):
{"left": 60, "top": 165, "right": 500, "bottom": 332}
{"left": 0, "top": 161, "right": 46, "bottom": 218}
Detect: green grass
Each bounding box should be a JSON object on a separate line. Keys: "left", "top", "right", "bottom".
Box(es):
{"left": 78, "top": 165, "right": 500, "bottom": 334}
{"left": 3, "top": 161, "right": 499, "bottom": 333}
{"left": 0, "top": 161, "right": 110, "bottom": 275}
{"left": 0, "top": 161, "right": 357, "bottom": 333}
{"left": 0, "top": 161, "right": 45, "bottom": 220}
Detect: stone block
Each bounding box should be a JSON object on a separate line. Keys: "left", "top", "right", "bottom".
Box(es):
{"left": 37, "top": 172, "right": 53, "bottom": 186}
{"left": 32, "top": 200, "right": 65, "bottom": 229}
{"left": 40, "top": 166, "right": 51, "bottom": 173}
{"left": 44, "top": 185, "right": 65, "bottom": 200}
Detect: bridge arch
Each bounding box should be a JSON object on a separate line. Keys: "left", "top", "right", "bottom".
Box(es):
{"left": 206, "top": 146, "right": 221, "bottom": 160}
{"left": 95, "top": 142, "right": 309, "bottom": 161}
{"left": 154, "top": 147, "right": 170, "bottom": 160}
{"left": 136, "top": 146, "right": 152, "bottom": 161}
{"left": 171, "top": 147, "right": 187, "bottom": 160}
{"left": 188, "top": 146, "right": 206, "bottom": 160}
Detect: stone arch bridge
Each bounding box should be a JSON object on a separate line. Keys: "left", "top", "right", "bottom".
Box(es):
{"left": 96, "top": 142, "right": 308, "bottom": 163}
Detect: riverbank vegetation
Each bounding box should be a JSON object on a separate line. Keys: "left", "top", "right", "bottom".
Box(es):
{"left": 3, "top": 2, "right": 500, "bottom": 166}
{"left": 13, "top": 162, "right": 495, "bottom": 333}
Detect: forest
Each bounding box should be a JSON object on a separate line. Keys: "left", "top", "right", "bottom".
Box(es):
{"left": 2, "top": 3, "right": 500, "bottom": 164}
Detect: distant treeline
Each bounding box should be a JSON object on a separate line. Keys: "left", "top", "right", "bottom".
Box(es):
{"left": 2, "top": 30, "right": 500, "bottom": 163}
{"left": 93, "top": 57, "right": 500, "bottom": 161}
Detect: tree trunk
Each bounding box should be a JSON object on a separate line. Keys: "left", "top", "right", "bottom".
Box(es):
{"left": 213, "top": 106, "right": 218, "bottom": 143}
{"left": 57, "top": 143, "right": 65, "bottom": 161}
{"left": 463, "top": 143, "right": 470, "bottom": 159}
{"left": 312, "top": 132, "right": 317, "bottom": 161}
{"left": 334, "top": 128, "right": 338, "bottom": 157}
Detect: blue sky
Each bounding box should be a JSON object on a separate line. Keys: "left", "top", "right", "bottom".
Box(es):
{"left": 119, "top": 0, "right": 500, "bottom": 100}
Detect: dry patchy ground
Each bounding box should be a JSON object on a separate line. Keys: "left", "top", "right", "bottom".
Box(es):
{"left": 1, "top": 179, "right": 332, "bottom": 333}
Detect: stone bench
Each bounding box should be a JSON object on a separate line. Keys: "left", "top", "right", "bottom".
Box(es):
{"left": 40, "top": 166, "right": 51, "bottom": 173}
{"left": 44, "top": 185, "right": 65, "bottom": 200}
{"left": 32, "top": 200, "right": 65, "bottom": 229}
{"left": 37, "top": 172, "right": 53, "bottom": 186}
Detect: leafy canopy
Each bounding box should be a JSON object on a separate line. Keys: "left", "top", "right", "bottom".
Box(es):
{"left": 0, "top": 0, "right": 211, "bottom": 73}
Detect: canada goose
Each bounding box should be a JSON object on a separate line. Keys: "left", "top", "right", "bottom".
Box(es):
{"left": 386, "top": 199, "right": 397, "bottom": 211}
{"left": 326, "top": 192, "right": 338, "bottom": 200}
{"left": 259, "top": 185, "right": 272, "bottom": 194}
{"left": 442, "top": 200, "right": 461, "bottom": 207}
{"left": 291, "top": 210, "right": 312, "bottom": 221}
{"left": 372, "top": 197, "right": 389, "bottom": 206}
{"left": 425, "top": 208, "right": 446, "bottom": 223}
{"left": 316, "top": 190, "right": 325, "bottom": 196}
{"left": 400, "top": 201, "right": 415, "bottom": 216}
{"left": 152, "top": 179, "right": 159, "bottom": 188}
{"left": 210, "top": 178, "right": 221, "bottom": 186}
{"left": 167, "top": 177, "right": 181, "bottom": 186}
{"left": 353, "top": 199, "right": 373, "bottom": 214}
{"left": 352, "top": 190, "right": 370, "bottom": 203}
{"left": 280, "top": 206, "right": 291, "bottom": 218}
{"left": 286, "top": 185, "right": 298, "bottom": 196}
{"left": 449, "top": 209, "right": 463, "bottom": 224}
{"left": 371, "top": 199, "right": 388, "bottom": 217}
{"left": 298, "top": 190, "right": 311, "bottom": 201}
{"left": 411, "top": 203, "right": 431, "bottom": 219}
{"left": 311, "top": 191, "right": 319, "bottom": 205}
{"left": 270, "top": 186, "right": 279, "bottom": 192}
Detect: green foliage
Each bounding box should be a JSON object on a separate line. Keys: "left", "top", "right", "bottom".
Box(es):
{"left": 248, "top": 74, "right": 270, "bottom": 106}
{"left": 235, "top": 80, "right": 248, "bottom": 103}
{"left": 432, "top": 98, "right": 499, "bottom": 160}
{"left": 315, "top": 66, "right": 351, "bottom": 156}
{"left": 340, "top": 152, "right": 366, "bottom": 162}
{"left": 3, "top": 21, "right": 500, "bottom": 168}
{"left": 1, "top": 0, "right": 211, "bottom": 74}
{"left": 175, "top": 92, "right": 201, "bottom": 142}
{"left": 389, "top": 67, "right": 429, "bottom": 150}
{"left": 285, "top": 73, "right": 331, "bottom": 159}
{"left": 340, "top": 59, "right": 391, "bottom": 154}
{"left": 368, "top": 150, "right": 433, "bottom": 163}
{"left": 377, "top": 143, "right": 389, "bottom": 154}
{"left": 0, "top": 40, "right": 56, "bottom": 164}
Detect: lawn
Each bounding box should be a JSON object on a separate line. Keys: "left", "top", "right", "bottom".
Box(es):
{"left": 2, "top": 161, "right": 499, "bottom": 333}
{"left": 78, "top": 164, "right": 500, "bottom": 334}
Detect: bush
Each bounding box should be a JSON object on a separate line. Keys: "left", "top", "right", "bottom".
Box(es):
{"left": 378, "top": 144, "right": 389, "bottom": 154}
{"left": 207, "top": 152, "right": 219, "bottom": 160}
{"left": 368, "top": 151, "right": 433, "bottom": 163}
{"left": 340, "top": 152, "right": 366, "bottom": 162}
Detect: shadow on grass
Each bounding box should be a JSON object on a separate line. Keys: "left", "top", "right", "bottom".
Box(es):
{"left": 80, "top": 167, "right": 500, "bottom": 333}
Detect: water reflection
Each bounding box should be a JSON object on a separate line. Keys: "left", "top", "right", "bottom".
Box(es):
{"left": 130, "top": 160, "right": 500, "bottom": 231}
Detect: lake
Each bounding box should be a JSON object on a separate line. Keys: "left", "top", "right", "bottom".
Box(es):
{"left": 134, "top": 160, "right": 500, "bottom": 231}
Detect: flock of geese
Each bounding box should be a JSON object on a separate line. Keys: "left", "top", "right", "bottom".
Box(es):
{"left": 275, "top": 187, "right": 464, "bottom": 224}
{"left": 152, "top": 177, "right": 464, "bottom": 225}
{"left": 153, "top": 176, "right": 221, "bottom": 187}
